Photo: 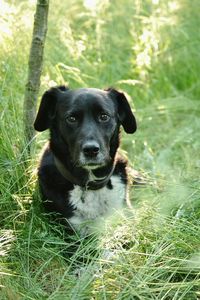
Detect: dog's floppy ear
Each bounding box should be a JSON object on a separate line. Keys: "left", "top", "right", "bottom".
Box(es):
{"left": 107, "top": 88, "right": 137, "bottom": 133}
{"left": 34, "top": 86, "right": 68, "bottom": 132}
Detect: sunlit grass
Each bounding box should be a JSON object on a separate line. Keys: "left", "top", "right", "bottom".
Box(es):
{"left": 0, "top": 0, "right": 200, "bottom": 298}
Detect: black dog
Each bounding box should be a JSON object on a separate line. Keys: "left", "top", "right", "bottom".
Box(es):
{"left": 34, "top": 86, "right": 137, "bottom": 235}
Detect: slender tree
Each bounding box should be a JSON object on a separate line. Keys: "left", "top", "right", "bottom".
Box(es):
{"left": 24, "top": 0, "right": 49, "bottom": 144}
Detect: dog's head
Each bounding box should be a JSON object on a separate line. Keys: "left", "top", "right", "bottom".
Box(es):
{"left": 34, "top": 86, "right": 137, "bottom": 169}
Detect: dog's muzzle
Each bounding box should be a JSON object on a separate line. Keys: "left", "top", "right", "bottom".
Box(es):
{"left": 78, "top": 141, "right": 108, "bottom": 169}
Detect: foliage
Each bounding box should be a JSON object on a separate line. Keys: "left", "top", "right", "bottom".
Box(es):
{"left": 0, "top": 0, "right": 200, "bottom": 299}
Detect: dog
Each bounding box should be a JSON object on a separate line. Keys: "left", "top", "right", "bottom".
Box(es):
{"left": 34, "top": 86, "right": 137, "bottom": 236}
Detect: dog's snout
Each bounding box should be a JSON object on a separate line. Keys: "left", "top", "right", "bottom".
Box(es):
{"left": 82, "top": 141, "right": 100, "bottom": 157}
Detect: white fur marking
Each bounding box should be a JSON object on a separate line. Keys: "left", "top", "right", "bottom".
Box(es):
{"left": 68, "top": 175, "right": 126, "bottom": 234}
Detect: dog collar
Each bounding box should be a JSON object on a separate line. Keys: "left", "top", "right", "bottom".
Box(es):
{"left": 54, "top": 156, "right": 114, "bottom": 190}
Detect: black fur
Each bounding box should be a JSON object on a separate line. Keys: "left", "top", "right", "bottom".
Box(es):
{"left": 34, "top": 86, "right": 137, "bottom": 231}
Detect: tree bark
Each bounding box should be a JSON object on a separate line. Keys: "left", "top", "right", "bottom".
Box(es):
{"left": 23, "top": 0, "right": 49, "bottom": 144}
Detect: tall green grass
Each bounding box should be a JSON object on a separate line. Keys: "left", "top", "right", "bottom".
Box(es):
{"left": 0, "top": 0, "right": 200, "bottom": 299}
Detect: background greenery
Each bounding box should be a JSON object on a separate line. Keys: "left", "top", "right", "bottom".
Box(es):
{"left": 0, "top": 0, "right": 200, "bottom": 299}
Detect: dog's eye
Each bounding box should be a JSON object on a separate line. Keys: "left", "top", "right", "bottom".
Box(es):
{"left": 66, "top": 115, "right": 77, "bottom": 123}
{"left": 98, "top": 113, "right": 110, "bottom": 122}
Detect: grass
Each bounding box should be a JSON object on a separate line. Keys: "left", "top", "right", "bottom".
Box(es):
{"left": 0, "top": 0, "right": 200, "bottom": 299}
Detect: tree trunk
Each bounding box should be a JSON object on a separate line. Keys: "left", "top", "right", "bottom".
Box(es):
{"left": 24, "top": 0, "right": 49, "bottom": 144}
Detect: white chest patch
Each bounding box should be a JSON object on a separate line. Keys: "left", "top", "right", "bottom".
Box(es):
{"left": 68, "top": 175, "right": 127, "bottom": 234}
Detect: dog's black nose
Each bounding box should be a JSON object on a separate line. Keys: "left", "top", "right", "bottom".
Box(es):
{"left": 82, "top": 142, "right": 100, "bottom": 157}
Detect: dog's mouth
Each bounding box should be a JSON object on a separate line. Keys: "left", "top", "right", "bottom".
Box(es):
{"left": 79, "top": 160, "right": 106, "bottom": 170}
{"left": 82, "top": 163, "right": 104, "bottom": 170}
{"left": 77, "top": 153, "right": 109, "bottom": 170}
